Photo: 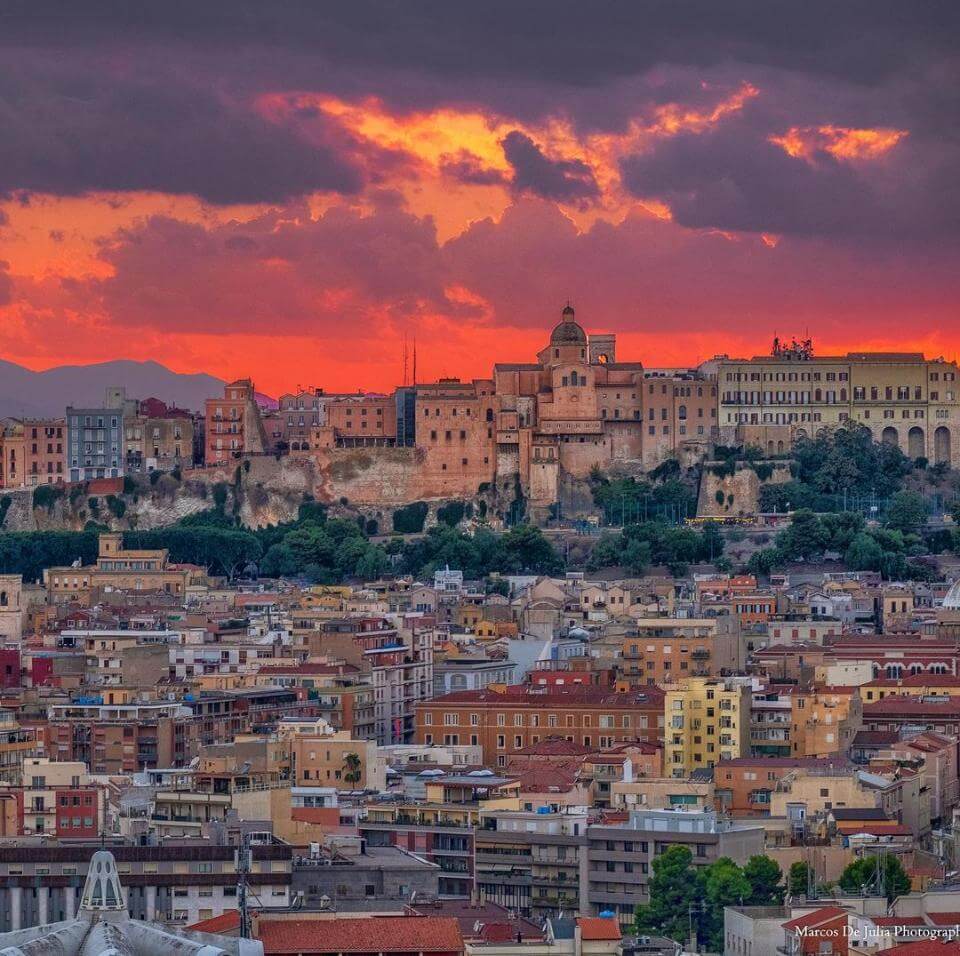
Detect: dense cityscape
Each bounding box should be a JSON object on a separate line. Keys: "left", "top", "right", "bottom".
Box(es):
{"left": 3, "top": 1, "right": 960, "bottom": 954}
{"left": 1, "top": 309, "right": 960, "bottom": 954}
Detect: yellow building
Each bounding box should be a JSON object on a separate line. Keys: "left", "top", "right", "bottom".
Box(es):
{"left": 860, "top": 676, "right": 960, "bottom": 704}
{"left": 280, "top": 722, "right": 386, "bottom": 791}
{"left": 717, "top": 346, "right": 960, "bottom": 464}
{"left": 665, "top": 677, "right": 751, "bottom": 777}
{"left": 44, "top": 533, "right": 206, "bottom": 603}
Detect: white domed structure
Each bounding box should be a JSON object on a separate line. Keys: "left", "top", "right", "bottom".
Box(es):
{"left": 0, "top": 850, "right": 262, "bottom": 955}
{"left": 943, "top": 579, "right": 960, "bottom": 609}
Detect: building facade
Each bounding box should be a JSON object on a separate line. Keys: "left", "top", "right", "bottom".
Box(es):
{"left": 204, "top": 379, "right": 268, "bottom": 466}
{"left": 66, "top": 405, "right": 125, "bottom": 482}
{"left": 717, "top": 342, "right": 960, "bottom": 465}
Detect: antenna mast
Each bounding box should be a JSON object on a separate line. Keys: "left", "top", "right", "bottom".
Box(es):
{"left": 238, "top": 835, "right": 251, "bottom": 939}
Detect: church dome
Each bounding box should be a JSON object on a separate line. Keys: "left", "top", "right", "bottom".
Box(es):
{"left": 550, "top": 304, "right": 587, "bottom": 346}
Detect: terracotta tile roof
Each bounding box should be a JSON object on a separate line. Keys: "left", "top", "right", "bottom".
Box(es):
{"left": 865, "top": 697, "right": 960, "bottom": 716}
{"left": 577, "top": 918, "right": 621, "bottom": 941}
{"left": 782, "top": 906, "right": 848, "bottom": 932}
{"left": 922, "top": 912, "right": 960, "bottom": 926}
{"left": 187, "top": 910, "right": 240, "bottom": 933}
{"left": 883, "top": 941, "right": 960, "bottom": 954}
{"left": 717, "top": 756, "right": 852, "bottom": 769}
{"left": 423, "top": 684, "right": 664, "bottom": 708}
{"left": 406, "top": 901, "right": 542, "bottom": 941}
{"left": 871, "top": 915, "right": 926, "bottom": 927}
{"left": 258, "top": 916, "right": 464, "bottom": 954}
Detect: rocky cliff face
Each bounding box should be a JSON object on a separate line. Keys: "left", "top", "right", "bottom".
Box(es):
{"left": 696, "top": 459, "right": 792, "bottom": 517}
{"left": 0, "top": 451, "right": 508, "bottom": 533}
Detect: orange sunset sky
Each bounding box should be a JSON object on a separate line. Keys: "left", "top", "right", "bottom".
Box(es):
{"left": 1, "top": 2, "right": 958, "bottom": 397}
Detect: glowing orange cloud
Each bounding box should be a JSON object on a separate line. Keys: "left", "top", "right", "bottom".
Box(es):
{"left": 770, "top": 125, "right": 908, "bottom": 161}
{"left": 254, "top": 83, "right": 759, "bottom": 234}
{"left": 647, "top": 82, "right": 759, "bottom": 136}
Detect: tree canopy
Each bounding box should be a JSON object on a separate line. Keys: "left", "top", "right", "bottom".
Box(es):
{"left": 838, "top": 855, "right": 910, "bottom": 903}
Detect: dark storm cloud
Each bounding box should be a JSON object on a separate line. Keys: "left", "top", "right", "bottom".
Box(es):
{"left": 619, "top": 84, "right": 960, "bottom": 240}
{"left": 0, "top": 0, "right": 957, "bottom": 221}
{"left": 0, "top": 262, "right": 12, "bottom": 306}
{"left": 4, "top": 1, "right": 958, "bottom": 87}
{"left": 501, "top": 132, "right": 599, "bottom": 202}
{"left": 0, "top": 55, "right": 367, "bottom": 204}
{"left": 439, "top": 152, "right": 508, "bottom": 187}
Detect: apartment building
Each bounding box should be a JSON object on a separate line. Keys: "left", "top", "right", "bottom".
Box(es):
{"left": 714, "top": 756, "right": 853, "bottom": 816}
{"left": 0, "top": 710, "right": 41, "bottom": 784}
{"left": 717, "top": 344, "right": 960, "bottom": 465}
{"left": 8, "top": 757, "right": 104, "bottom": 839}
{"left": 123, "top": 398, "right": 194, "bottom": 473}
{"left": 586, "top": 808, "right": 765, "bottom": 925}
{"left": 44, "top": 533, "right": 205, "bottom": 604}
{"left": 360, "top": 775, "right": 524, "bottom": 899}
{"left": 664, "top": 678, "right": 752, "bottom": 777}
{"left": 790, "top": 686, "right": 863, "bottom": 758}
{"left": 288, "top": 730, "right": 386, "bottom": 790}
{"left": 475, "top": 807, "right": 589, "bottom": 918}
{"left": 0, "top": 418, "right": 64, "bottom": 489}
{"left": 204, "top": 378, "right": 268, "bottom": 465}
{"left": 619, "top": 616, "right": 742, "bottom": 686}
{"left": 310, "top": 617, "right": 435, "bottom": 744}
{"left": 416, "top": 685, "right": 666, "bottom": 768}
{"left": 750, "top": 685, "right": 794, "bottom": 757}
{"left": 66, "top": 404, "right": 125, "bottom": 482}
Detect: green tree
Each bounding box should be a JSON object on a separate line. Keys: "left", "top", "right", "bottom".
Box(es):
{"left": 884, "top": 490, "right": 930, "bottom": 534}
{"left": 788, "top": 861, "right": 812, "bottom": 897}
{"left": 634, "top": 845, "right": 702, "bottom": 942}
{"left": 746, "top": 547, "right": 784, "bottom": 576}
{"left": 586, "top": 532, "right": 622, "bottom": 571}
{"left": 743, "top": 856, "right": 784, "bottom": 906}
{"left": 844, "top": 532, "right": 884, "bottom": 571}
{"left": 342, "top": 752, "right": 362, "bottom": 785}
{"left": 838, "top": 855, "right": 910, "bottom": 903}
{"left": 393, "top": 501, "right": 429, "bottom": 533}
{"left": 776, "top": 510, "right": 830, "bottom": 561}
{"left": 355, "top": 546, "right": 390, "bottom": 581}
{"left": 436, "top": 501, "right": 467, "bottom": 527}
{"left": 702, "top": 858, "right": 752, "bottom": 952}
{"left": 260, "top": 542, "right": 299, "bottom": 577}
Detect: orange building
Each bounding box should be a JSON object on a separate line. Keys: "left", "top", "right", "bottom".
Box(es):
{"left": 0, "top": 424, "right": 25, "bottom": 490}
{"left": 19, "top": 419, "right": 66, "bottom": 486}
{"left": 204, "top": 379, "right": 267, "bottom": 466}
{"left": 790, "top": 686, "right": 863, "bottom": 758}
{"left": 493, "top": 306, "right": 717, "bottom": 516}
{"left": 325, "top": 393, "right": 397, "bottom": 441}
{"left": 413, "top": 379, "right": 497, "bottom": 496}
{"left": 714, "top": 756, "right": 852, "bottom": 816}
{"left": 620, "top": 617, "right": 742, "bottom": 686}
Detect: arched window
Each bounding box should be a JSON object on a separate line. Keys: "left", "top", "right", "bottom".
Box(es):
{"left": 486, "top": 408, "right": 494, "bottom": 422}
{"left": 0, "top": 592, "right": 6, "bottom": 607}
{"left": 678, "top": 405, "right": 687, "bottom": 420}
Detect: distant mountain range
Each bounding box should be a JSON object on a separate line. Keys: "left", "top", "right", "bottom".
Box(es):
{"left": 0, "top": 358, "right": 241, "bottom": 419}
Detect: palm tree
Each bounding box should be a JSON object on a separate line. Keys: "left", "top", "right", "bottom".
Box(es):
{"left": 343, "top": 752, "right": 362, "bottom": 785}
